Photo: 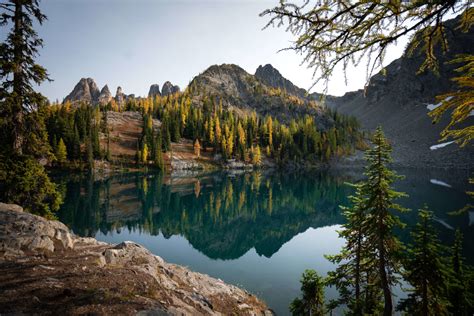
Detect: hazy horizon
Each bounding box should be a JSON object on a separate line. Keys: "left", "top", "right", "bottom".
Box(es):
{"left": 29, "top": 0, "right": 408, "bottom": 102}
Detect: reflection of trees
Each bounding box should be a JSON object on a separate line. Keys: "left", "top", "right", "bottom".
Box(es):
{"left": 57, "top": 171, "right": 351, "bottom": 259}
{"left": 56, "top": 169, "right": 474, "bottom": 263}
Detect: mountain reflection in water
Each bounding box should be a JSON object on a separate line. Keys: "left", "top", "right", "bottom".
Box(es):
{"left": 55, "top": 169, "right": 473, "bottom": 315}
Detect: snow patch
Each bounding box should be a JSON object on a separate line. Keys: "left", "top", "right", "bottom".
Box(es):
{"left": 430, "top": 141, "right": 454, "bottom": 150}
{"left": 426, "top": 102, "right": 442, "bottom": 111}
{"left": 426, "top": 96, "right": 453, "bottom": 111}
{"left": 469, "top": 211, "right": 474, "bottom": 226}
{"left": 430, "top": 179, "right": 452, "bottom": 188}
{"left": 434, "top": 217, "right": 454, "bottom": 230}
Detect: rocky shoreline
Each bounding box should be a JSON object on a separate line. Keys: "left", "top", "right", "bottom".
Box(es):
{"left": 0, "top": 203, "right": 273, "bottom": 315}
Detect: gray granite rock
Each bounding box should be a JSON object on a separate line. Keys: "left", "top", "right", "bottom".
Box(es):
{"left": 148, "top": 84, "right": 161, "bottom": 98}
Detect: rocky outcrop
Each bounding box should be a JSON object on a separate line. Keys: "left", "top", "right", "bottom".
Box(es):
{"left": 148, "top": 84, "right": 161, "bottom": 98}
{"left": 115, "top": 86, "right": 126, "bottom": 107}
{"left": 161, "top": 81, "right": 180, "bottom": 96}
{"left": 0, "top": 203, "right": 272, "bottom": 315}
{"left": 64, "top": 78, "right": 101, "bottom": 104}
{"left": 255, "top": 64, "right": 307, "bottom": 99}
{"left": 98, "top": 84, "right": 112, "bottom": 104}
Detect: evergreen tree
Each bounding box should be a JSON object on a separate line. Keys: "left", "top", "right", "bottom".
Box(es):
{"left": 397, "top": 206, "right": 450, "bottom": 315}
{"left": 162, "top": 124, "right": 171, "bottom": 152}
{"left": 326, "top": 184, "right": 375, "bottom": 315}
{"left": 289, "top": 269, "right": 325, "bottom": 316}
{"left": 0, "top": 0, "right": 61, "bottom": 216}
{"left": 154, "top": 134, "right": 164, "bottom": 171}
{"left": 0, "top": 156, "right": 61, "bottom": 219}
{"left": 106, "top": 132, "right": 111, "bottom": 162}
{"left": 55, "top": 138, "right": 67, "bottom": 165}
{"left": 359, "top": 126, "right": 407, "bottom": 315}
{"left": 85, "top": 137, "right": 94, "bottom": 171}
{"left": 448, "top": 229, "right": 474, "bottom": 315}
{"left": 0, "top": 0, "right": 50, "bottom": 154}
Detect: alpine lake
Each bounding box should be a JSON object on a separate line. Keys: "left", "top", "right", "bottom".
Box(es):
{"left": 54, "top": 167, "right": 473, "bottom": 315}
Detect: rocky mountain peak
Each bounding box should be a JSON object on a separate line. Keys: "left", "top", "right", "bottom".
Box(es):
{"left": 98, "top": 84, "right": 112, "bottom": 104}
{"left": 161, "top": 81, "right": 180, "bottom": 96}
{"left": 115, "top": 86, "right": 125, "bottom": 106}
{"left": 64, "top": 77, "right": 101, "bottom": 104}
{"left": 148, "top": 84, "right": 161, "bottom": 98}
{"left": 255, "top": 64, "right": 307, "bottom": 99}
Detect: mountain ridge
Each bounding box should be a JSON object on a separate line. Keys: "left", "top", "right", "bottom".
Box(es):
{"left": 327, "top": 14, "right": 474, "bottom": 168}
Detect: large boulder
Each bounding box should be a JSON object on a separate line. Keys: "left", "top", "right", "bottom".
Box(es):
{"left": 0, "top": 203, "right": 74, "bottom": 257}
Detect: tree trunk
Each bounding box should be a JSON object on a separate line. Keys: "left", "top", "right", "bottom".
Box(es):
{"left": 376, "top": 139, "right": 392, "bottom": 316}
{"left": 12, "top": 0, "right": 24, "bottom": 155}
{"left": 355, "top": 224, "right": 362, "bottom": 314}
{"left": 379, "top": 242, "right": 392, "bottom": 316}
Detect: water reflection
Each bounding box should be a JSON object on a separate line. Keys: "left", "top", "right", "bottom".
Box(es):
{"left": 57, "top": 171, "right": 351, "bottom": 259}
{"left": 55, "top": 168, "right": 473, "bottom": 315}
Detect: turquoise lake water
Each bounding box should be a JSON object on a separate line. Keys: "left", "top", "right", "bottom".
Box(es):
{"left": 55, "top": 168, "right": 473, "bottom": 315}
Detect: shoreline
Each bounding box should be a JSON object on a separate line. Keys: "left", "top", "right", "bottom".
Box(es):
{"left": 0, "top": 203, "right": 273, "bottom": 315}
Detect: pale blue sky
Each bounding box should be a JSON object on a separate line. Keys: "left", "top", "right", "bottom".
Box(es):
{"left": 26, "top": 0, "right": 407, "bottom": 101}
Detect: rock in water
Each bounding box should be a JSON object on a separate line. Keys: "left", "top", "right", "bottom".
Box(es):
{"left": 148, "top": 84, "right": 161, "bottom": 98}
{"left": 161, "top": 81, "right": 180, "bottom": 96}
{"left": 64, "top": 78, "right": 101, "bottom": 104}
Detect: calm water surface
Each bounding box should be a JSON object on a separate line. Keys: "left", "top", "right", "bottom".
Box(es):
{"left": 55, "top": 168, "right": 473, "bottom": 315}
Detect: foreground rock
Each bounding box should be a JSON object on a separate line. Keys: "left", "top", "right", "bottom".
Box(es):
{"left": 0, "top": 203, "right": 272, "bottom": 315}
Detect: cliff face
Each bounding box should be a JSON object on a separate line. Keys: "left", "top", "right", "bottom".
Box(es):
{"left": 161, "top": 81, "right": 180, "bottom": 96}
{"left": 329, "top": 15, "right": 474, "bottom": 168}
{"left": 63, "top": 78, "right": 100, "bottom": 104}
{"left": 0, "top": 203, "right": 272, "bottom": 316}
{"left": 148, "top": 83, "right": 161, "bottom": 98}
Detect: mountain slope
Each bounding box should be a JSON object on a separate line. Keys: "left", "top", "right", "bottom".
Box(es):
{"left": 329, "top": 15, "right": 474, "bottom": 168}
{"left": 188, "top": 63, "right": 329, "bottom": 125}
{"left": 255, "top": 64, "right": 307, "bottom": 99}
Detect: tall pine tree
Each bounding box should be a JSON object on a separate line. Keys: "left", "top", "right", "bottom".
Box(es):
{"left": 360, "top": 126, "right": 407, "bottom": 315}
{"left": 397, "top": 206, "right": 450, "bottom": 315}
{"left": 0, "top": 0, "right": 61, "bottom": 217}
{"left": 326, "top": 183, "right": 379, "bottom": 315}
{"left": 448, "top": 229, "right": 474, "bottom": 315}
{"left": 289, "top": 269, "right": 325, "bottom": 316}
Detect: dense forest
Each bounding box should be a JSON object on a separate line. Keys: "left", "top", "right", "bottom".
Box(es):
{"left": 44, "top": 90, "right": 363, "bottom": 170}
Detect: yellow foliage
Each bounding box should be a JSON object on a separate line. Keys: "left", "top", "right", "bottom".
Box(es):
{"left": 429, "top": 54, "right": 474, "bottom": 147}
